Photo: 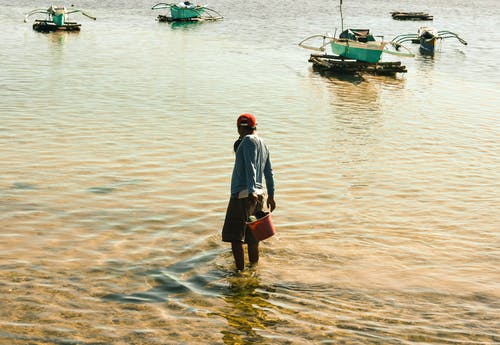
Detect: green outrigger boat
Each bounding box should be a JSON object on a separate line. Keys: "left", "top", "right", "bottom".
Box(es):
{"left": 298, "top": 1, "right": 413, "bottom": 63}
{"left": 24, "top": 5, "right": 96, "bottom": 32}
{"left": 152, "top": 2, "right": 222, "bottom": 22}
{"left": 330, "top": 29, "right": 386, "bottom": 63}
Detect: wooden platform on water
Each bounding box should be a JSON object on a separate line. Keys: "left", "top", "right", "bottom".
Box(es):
{"left": 391, "top": 11, "right": 433, "bottom": 20}
{"left": 309, "top": 54, "right": 407, "bottom": 76}
{"left": 157, "top": 15, "right": 220, "bottom": 22}
{"left": 33, "top": 19, "right": 81, "bottom": 32}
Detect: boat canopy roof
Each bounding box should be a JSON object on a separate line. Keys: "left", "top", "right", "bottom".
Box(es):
{"left": 339, "top": 29, "right": 376, "bottom": 42}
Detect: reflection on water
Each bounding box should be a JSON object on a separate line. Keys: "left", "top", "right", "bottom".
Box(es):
{"left": 220, "top": 272, "right": 276, "bottom": 345}
{"left": 326, "top": 75, "right": 382, "bottom": 111}
{"left": 169, "top": 21, "right": 204, "bottom": 30}
{"left": 46, "top": 31, "right": 74, "bottom": 44}
{"left": 415, "top": 53, "right": 437, "bottom": 72}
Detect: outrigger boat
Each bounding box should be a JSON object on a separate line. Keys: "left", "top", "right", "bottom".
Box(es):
{"left": 24, "top": 5, "right": 96, "bottom": 32}
{"left": 332, "top": 28, "right": 387, "bottom": 63}
{"left": 151, "top": 2, "right": 223, "bottom": 22}
{"left": 299, "top": 1, "right": 413, "bottom": 63}
{"left": 391, "top": 27, "right": 467, "bottom": 55}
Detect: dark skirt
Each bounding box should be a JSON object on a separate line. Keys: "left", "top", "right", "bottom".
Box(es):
{"left": 221, "top": 195, "right": 264, "bottom": 244}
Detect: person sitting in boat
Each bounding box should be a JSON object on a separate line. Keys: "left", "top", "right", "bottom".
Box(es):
{"left": 177, "top": 1, "right": 195, "bottom": 8}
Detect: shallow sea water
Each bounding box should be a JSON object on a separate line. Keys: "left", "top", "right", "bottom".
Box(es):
{"left": 1, "top": 0, "right": 499, "bottom": 344}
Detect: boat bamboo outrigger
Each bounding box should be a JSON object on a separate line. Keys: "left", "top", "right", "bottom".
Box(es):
{"left": 391, "top": 27, "right": 467, "bottom": 55}
{"left": 298, "top": 0, "right": 414, "bottom": 66}
{"left": 24, "top": 5, "right": 96, "bottom": 32}
{"left": 151, "top": 2, "right": 223, "bottom": 22}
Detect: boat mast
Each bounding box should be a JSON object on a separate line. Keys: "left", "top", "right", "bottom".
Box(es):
{"left": 340, "top": 0, "right": 344, "bottom": 32}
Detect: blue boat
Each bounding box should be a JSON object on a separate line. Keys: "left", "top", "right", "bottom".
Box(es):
{"left": 391, "top": 27, "right": 467, "bottom": 55}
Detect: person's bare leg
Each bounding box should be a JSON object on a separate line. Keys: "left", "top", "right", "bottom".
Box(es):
{"left": 231, "top": 241, "right": 245, "bottom": 271}
{"left": 248, "top": 243, "right": 259, "bottom": 266}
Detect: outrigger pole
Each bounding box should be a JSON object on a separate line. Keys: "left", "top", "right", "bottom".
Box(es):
{"left": 437, "top": 30, "right": 468, "bottom": 45}
{"left": 66, "top": 9, "right": 96, "bottom": 21}
{"left": 24, "top": 6, "right": 96, "bottom": 23}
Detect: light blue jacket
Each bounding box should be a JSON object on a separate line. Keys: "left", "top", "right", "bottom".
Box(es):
{"left": 230, "top": 134, "right": 274, "bottom": 198}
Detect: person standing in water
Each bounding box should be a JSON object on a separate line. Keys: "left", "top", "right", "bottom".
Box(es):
{"left": 222, "top": 113, "right": 276, "bottom": 272}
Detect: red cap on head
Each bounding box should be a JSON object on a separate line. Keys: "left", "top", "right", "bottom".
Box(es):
{"left": 237, "top": 113, "right": 257, "bottom": 128}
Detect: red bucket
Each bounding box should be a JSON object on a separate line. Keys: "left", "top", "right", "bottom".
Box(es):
{"left": 246, "top": 213, "right": 275, "bottom": 241}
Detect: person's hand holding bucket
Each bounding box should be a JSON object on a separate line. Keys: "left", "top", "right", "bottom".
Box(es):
{"left": 267, "top": 196, "right": 276, "bottom": 212}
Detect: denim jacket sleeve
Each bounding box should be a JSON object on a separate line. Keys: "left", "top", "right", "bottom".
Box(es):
{"left": 241, "top": 136, "right": 258, "bottom": 194}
